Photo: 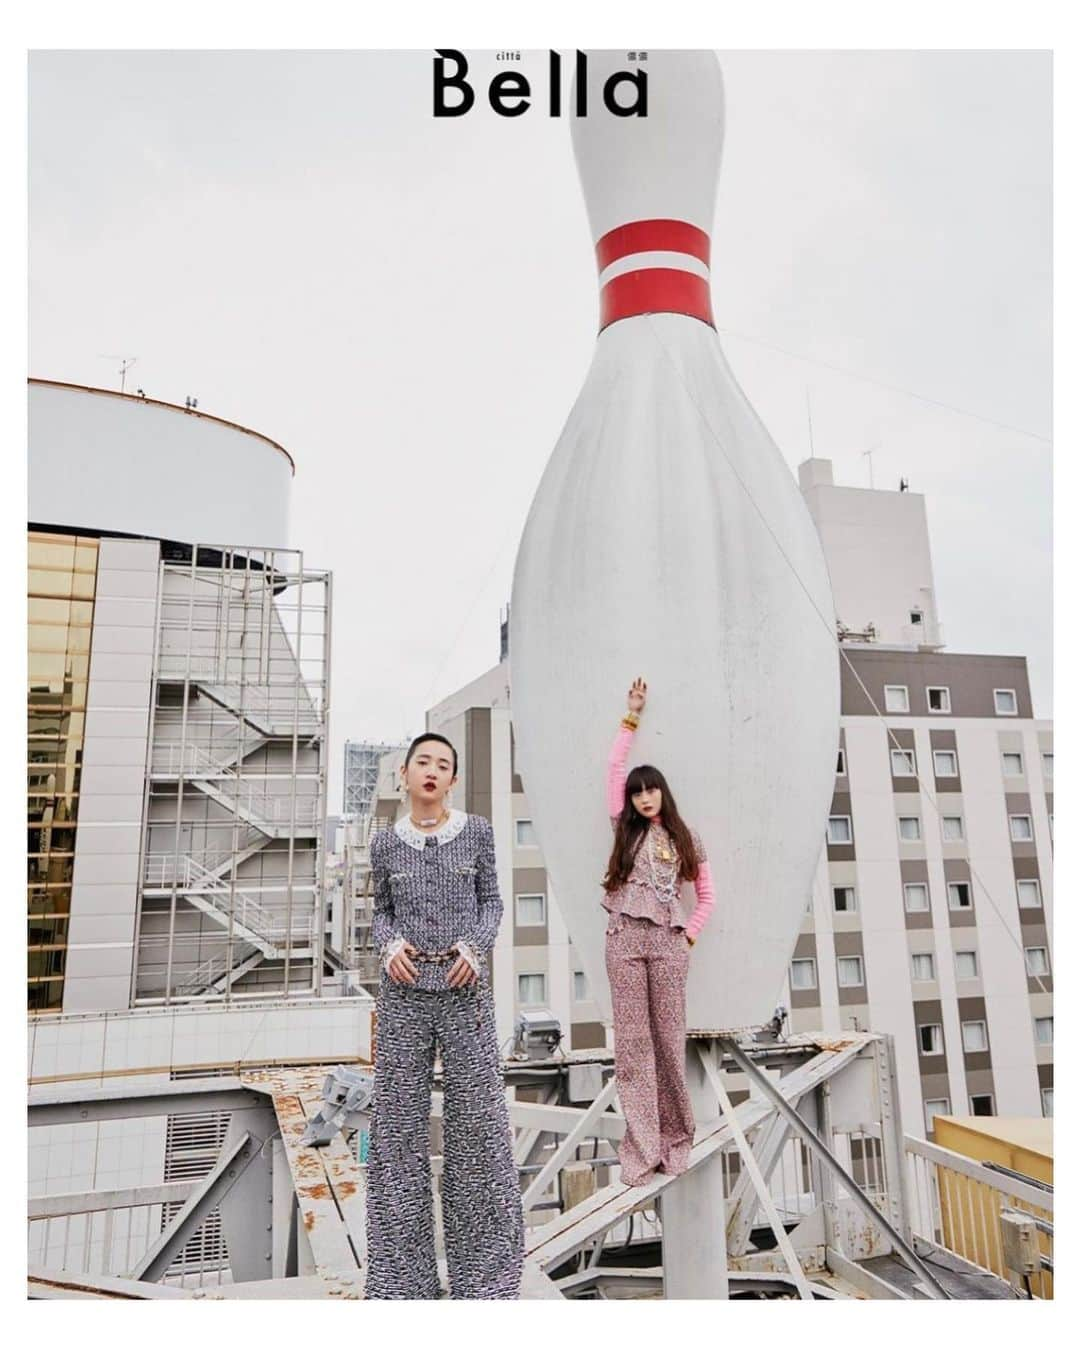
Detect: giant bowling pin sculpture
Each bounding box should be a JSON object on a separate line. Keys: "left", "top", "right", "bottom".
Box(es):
{"left": 510, "top": 50, "right": 840, "bottom": 1031}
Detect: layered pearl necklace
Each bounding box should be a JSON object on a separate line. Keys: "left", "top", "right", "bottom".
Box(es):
{"left": 646, "top": 821, "right": 680, "bottom": 905}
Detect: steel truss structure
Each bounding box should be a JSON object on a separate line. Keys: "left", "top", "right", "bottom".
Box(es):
{"left": 29, "top": 1029, "right": 1026, "bottom": 1300}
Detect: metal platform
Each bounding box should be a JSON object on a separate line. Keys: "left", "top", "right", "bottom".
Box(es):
{"left": 28, "top": 1030, "right": 1036, "bottom": 1299}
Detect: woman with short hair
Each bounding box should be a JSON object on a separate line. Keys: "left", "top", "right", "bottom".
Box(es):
{"left": 365, "top": 732, "right": 524, "bottom": 1299}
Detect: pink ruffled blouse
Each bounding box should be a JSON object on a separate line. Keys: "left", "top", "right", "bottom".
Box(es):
{"left": 603, "top": 723, "right": 716, "bottom": 938}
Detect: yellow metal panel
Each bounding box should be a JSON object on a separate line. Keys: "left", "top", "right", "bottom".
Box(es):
{"left": 931, "top": 1115, "right": 1052, "bottom": 1296}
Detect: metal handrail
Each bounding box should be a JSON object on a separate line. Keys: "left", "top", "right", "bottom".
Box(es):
{"left": 904, "top": 1132, "right": 1053, "bottom": 1297}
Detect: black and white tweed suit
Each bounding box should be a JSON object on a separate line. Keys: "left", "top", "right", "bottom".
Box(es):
{"left": 365, "top": 809, "right": 524, "bottom": 1299}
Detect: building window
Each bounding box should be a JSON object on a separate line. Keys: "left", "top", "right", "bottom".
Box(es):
{"left": 919, "top": 1024, "right": 943, "bottom": 1055}
{"left": 970, "top": 1094, "right": 994, "bottom": 1116}
{"left": 994, "top": 688, "right": 1018, "bottom": 716}
{"left": 1041, "top": 1087, "right": 1053, "bottom": 1118}
{"left": 910, "top": 609, "right": 924, "bottom": 626}
{"left": 961, "top": 1020, "right": 988, "bottom": 1053}
{"left": 904, "top": 882, "right": 930, "bottom": 912}
{"left": 836, "top": 748, "right": 846, "bottom": 775}
{"left": 1009, "top": 814, "right": 1033, "bottom": 842}
{"left": 827, "top": 816, "right": 852, "bottom": 845}
{"left": 515, "top": 893, "right": 546, "bottom": 926}
{"left": 926, "top": 686, "right": 951, "bottom": 714}
{"left": 1034, "top": 1016, "right": 1053, "bottom": 1047}
{"left": 832, "top": 886, "right": 857, "bottom": 913}
{"left": 1024, "top": 946, "right": 1050, "bottom": 977}
{"left": 941, "top": 815, "right": 965, "bottom": 842}
{"left": 790, "top": 957, "right": 817, "bottom": 990}
{"left": 947, "top": 882, "right": 972, "bottom": 910}
{"left": 517, "top": 972, "right": 546, "bottom": 1006}
{"left": 924, "top": 1098, "right": 950, "bottom": 1130}
{"left": 1042, "top": 751, "right": 1053, "bottom": 778}
{"left": 955, "top": 949, "right": 979, "bottom": 979}
{"left": 837, "top": 955, "right": 864, "bottom": 988}
{"left": 933, "top": 750, "right": 958, "bottom": 777}
{"left": 1001, "top": 751, "right": 1023, "bottom": 776}
{"left": 1016, "top": 878, "right": 1042, "bottom": 909}
{"left": 573, "top": 970, "right": 588, "bottom": 1001}
{"left": 898, "top": 816, "right": 922, "bottom": 842}
{"left": 891, "top": 748, "right": 916, "bottom": 777}
{"left": 515, "top": 818, "right": 539, "bottom": 847}
{"left": 884, "top": 685, "right": 910, "bottom": 713}
{"left": 911, "top": 953, "right": 935, "bottom": 982}
{"left": 28, "top": 532, "right": 101, "bottom": 1014}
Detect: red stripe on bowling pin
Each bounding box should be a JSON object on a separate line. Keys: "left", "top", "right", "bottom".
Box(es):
{"left": 595, "top": 218, "right": 714, "bottom": 331}
{"left": 596, "top": 219, "right": 711, "bottom": 270}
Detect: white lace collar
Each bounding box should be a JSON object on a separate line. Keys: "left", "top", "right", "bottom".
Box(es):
{"left": 393, "top": 807, "right": 468, "bottom": 851}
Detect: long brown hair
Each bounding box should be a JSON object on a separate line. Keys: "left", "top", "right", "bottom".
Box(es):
{"left": 602, "top": 762, "right": 700, "bottom": 893}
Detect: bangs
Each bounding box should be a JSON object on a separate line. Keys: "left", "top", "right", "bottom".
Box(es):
{"left": 626, "top": 764, "right": 665, "bottom": 796}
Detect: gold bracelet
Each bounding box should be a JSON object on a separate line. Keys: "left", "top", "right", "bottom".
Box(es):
{"left": 621, "top": 712, "right": 640, "bottom": 730}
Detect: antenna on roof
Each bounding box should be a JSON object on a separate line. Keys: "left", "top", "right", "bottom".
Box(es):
{"left": 96, "top": 354, "right": 138, "bottom": 394}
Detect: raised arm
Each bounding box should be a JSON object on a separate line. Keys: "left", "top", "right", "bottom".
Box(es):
{"left": 609, "top": 676, "right": 647, "bottom": 821}
{"left": 607, "top": 722, "right": 635, "bottom": 819}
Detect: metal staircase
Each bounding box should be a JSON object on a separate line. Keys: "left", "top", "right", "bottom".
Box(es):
{"left": 141, "top": 551, "right": 329, "bottom": 1003}
{"left": 174, "top": 944, "right": 266, "bottom": 998}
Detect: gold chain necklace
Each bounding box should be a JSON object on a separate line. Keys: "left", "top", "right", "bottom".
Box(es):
{"left": 410, "top": 807, "right": 450, "bottom": 830}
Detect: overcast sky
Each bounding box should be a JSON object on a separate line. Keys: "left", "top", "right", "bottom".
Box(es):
{"left": 29, "top": 49, "right": 1051, "bottom": 810}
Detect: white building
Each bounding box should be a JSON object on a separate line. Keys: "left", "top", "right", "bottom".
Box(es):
{"left": 28, "top": 379, "right": 365, "bottom": 1285}
{"left": 791, "top": 458, "right": 1052, "bottom": 1134}
{"left": 28, "top": 379, "right": 331, "bottom": 1012}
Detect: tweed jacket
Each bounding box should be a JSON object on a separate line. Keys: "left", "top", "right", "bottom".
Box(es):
{"left": 370, "top": 809, "right": 504, "bottom": 992}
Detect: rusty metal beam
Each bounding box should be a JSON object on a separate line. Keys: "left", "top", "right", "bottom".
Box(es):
{"left": 270, "top": 1085, "right": 363, "bottom": 1296}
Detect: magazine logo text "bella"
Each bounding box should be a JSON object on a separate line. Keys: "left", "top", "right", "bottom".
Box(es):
{"left": 433, "top": 50, "right": 648, "bottom": 118}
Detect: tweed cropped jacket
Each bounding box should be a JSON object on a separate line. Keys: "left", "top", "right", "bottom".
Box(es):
{"left": 370, "top": 809, "right": 504, "bottom": 992}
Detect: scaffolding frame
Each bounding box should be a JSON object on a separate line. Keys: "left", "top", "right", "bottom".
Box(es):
{"left": 132, "top": 544, "right": 331, "bottom": 1005}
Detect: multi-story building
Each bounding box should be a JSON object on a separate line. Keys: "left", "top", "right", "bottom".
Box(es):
{"left": 343, "top": 739, "right": 407, "bottom": 817}
{"left": 28, "top": 378, "right": 331, "bottom": 1012}
{"left": 370, "top": 455, "right": 1051, "bottom": 1138}
{"left": 791, "top": 458, "right": 1052, "bottom": 1134}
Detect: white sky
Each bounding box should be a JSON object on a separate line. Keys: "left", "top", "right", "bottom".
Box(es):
{"left": 28, "top": 49, "right": 1052, "bottom": 811}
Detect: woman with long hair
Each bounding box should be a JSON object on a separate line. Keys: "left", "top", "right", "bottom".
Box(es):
{"left": 602, "top": 677, "right": 717, "bottom": 1186}
{"left": 365, "top": 732, "right": 524, "bottom": 1299}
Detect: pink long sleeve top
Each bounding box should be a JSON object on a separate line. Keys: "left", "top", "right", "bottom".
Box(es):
{"left": 603, "top": 723, "right": 716, "bottom": 939}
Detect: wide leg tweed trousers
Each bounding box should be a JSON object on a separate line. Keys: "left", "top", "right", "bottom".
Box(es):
{"left": 365, "top": 975, "right": 525, "bottom": 1299}
{"left": 605, "top": 913, "right": 696, "bottom": 1186}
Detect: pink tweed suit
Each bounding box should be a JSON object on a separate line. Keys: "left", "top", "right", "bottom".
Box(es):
{"left": 603, "top": 723, "right": 716, "bottom": 1185}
